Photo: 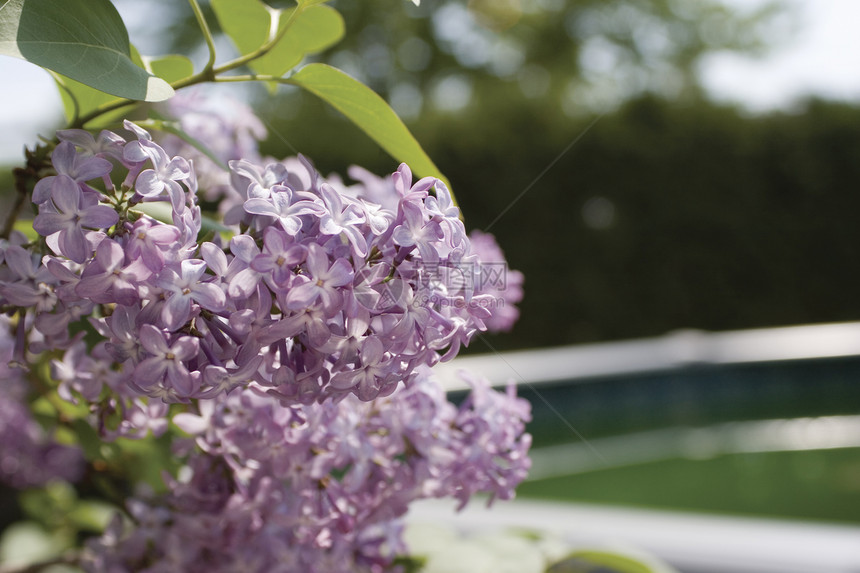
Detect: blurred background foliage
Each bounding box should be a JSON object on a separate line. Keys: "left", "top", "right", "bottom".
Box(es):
{"left": 40, "top": 0, "right": 860, "bottom": 350}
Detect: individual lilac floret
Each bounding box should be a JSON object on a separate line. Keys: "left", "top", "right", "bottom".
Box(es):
{"left": 127, "top": 139, "right": 193, "bottom": 213}
{"left": 125, "top": 217, "right": 181, "bottom": 273}
{"left": 76, "top": 238, "right": 150, "bottom": 306}
{"left": 230, "top": 159, "right": 287, "bottom": 199}
{"left": 56, "top": 128, "right": 126, "bottom": 162}
{"left": 249, "top": 226, "right": 306, "bottom": 288}
{"left": 243, "top": 184, "right": 324, "bottom": 234}
{"left": 157, "top": 259, "right": 226, "bottom": 332}
{"left": 285, "top": 243, "right": 353, "bottom": 316}
{"left": 133, "top": 324, "right": 200, "bottom": 396}
{"left": 32, "top": 174, "right": 118, "bottom": 263}
{"left": 31, "top": 141, "right": 113, "bottom": 204}
{"left": 318, "top": 183, "right": 368, "bottom": 257}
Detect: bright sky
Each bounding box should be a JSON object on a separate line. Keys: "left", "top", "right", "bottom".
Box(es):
{"left": 701, "top": 0, "right": 860, "bottom": 112}
{"left": 1, "top": 0, "right": 859, "bottom": 162}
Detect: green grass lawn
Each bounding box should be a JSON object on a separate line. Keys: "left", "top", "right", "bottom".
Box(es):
{"left": 517, "top": 447, "right": 860, "bottom": 523}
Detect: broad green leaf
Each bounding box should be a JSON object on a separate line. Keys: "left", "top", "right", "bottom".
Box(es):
{"left": 53, "top": 71, "right": 124, "bottom": 125}
{"left": 550, "top": 549, "right": 678, "bottom": 573}
{"left": 136, "top": 202, "right": 230, "bottom": 235}
{"left": 0, "top": 0, "right": 173, "bottom": 102}
{"left": 144, "top": 54, "right": 194, "bottom": 85}
{"left": 0, "top": 522, "right": 68, "bottom": 568}
{"left": 54, "top": 49, "right": 189, "bottom": 127}
{"left": 52, "top": 46, "right": 148, "bottom": 126}
{"left": 67, "top": 500, "right": 116, "bottom": 532}
{"left": 288, "top": 63, "right": 450, "bottom": 189}
{"left": 212, "top": 0, "right": 343, "bottom": 78}
{"left": 253, "top": 5, "right": 344, "bottom": 76}
{"left": 210, "top": 0, "right": 270, "bottom": 59}
{"left": 12, "top": 218, "right": 38, "bottom": 241}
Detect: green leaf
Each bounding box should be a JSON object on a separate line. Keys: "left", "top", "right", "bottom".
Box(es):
{"left": 254, "top": 5, "right": 344, "bottom": 77}
{"left": 54, "top": 53, "right": 192, "bottom": 128}
{"left": 135, "top": 202, "right": 230, "bottom": 235}
{"left": 53, "top": 71, "right": 125, "bottom": 125}
{"left": 212, "top": 0, "right": 344, "bottom": 78}
{"left": 549, "top": 549, "right": 678, "bottom": 573}
{"left": 0, "top": 0, "right": 173, "bottom": 102}
{"left": 288, "top": 63, "right": 450, "bottom": 190}
{"left": 67, "top": 500, "right": 116, "bottom": 532}
{"left": 12, "top": 218, "right": 38, "bottom": 241}
{"left": 53, "top": 45, "right": 156, "bottom": 126}
{"left": 143, "top": 54, "right": 194, "bottom": 85}
{"left": 0, "top": 522, "right": 69, "bottom": 568}
{"left": 210, "top": 0, "right": 271, "bottom": 60}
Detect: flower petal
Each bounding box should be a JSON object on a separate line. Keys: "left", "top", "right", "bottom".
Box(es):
{"left": 161, "top": 292, "right": 192, "bottom": 331}
{"left": 80, "top": 205, "right": 119, "bottom": 229}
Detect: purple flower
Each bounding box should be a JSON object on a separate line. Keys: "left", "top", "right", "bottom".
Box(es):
{"left": 0, "top": 245, "right": 57, "bottom": 311}
{"left": 57, "top": 128, "right": 126, "bottom": 162}
{"left": 200, "top": 355, "right": 263, "bottom": 397}
{"left": 392, "top": 201, "right": 444, "bottom": 263}
{"left": 157, "top": 259, "right": 226, "bottom": 331}
{"left": 329, "top": 337, "right": 398, "bottom": 400}
{"left": 230, "top": 159, "right": 287, "bottom": 199}
{"left": 76, "top": 239, "right": 150, "bottom": 306}
{"left": 133, "top": 324, "right": 200, "bottom": 396}
{"left": 243, "top": 185, "right": 324, "bottom": 235}
{"left": 33, "top": 175, "right": 118, "bottom": 263}
{"left": 285, "top": 243, "right": 353, "bottom": 316}
{"left": 99, "top": 304, "right": 143, "bottom": 363}
{"left": 224, "top": 235, "right": 264, "bottom": 299}
{"left": 51, "top": 341, "right": 104, "bottom": 402}
{"left": 31, "top": 141, "right": 113, "bottom": 204}
{"left": 125, "top": 218, "right": 181, "bottom": 272}
{"left": 318, "top": 183, "right": 368, "bottom": 257}
{"left": 250, "top": 226, "right": 306, "bottom": 288}
{"left": 129, "top": 141, "right": 192, "bottom": 213}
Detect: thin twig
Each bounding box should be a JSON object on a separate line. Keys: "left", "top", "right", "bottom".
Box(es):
{"left": 1, "top": 144, "right": 52, "bottom": 239}
{"left": 73, "top": 5, "right": 307, "bottom": 129}
{"left": 188, "top": 0, "right": 217, "bottom": 73}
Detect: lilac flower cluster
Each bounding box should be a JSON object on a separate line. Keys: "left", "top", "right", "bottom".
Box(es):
{"left": 467, "top": 230, "right": 524, "bottom": 332}
{"left": 2, "top": 118, "right": 517, "bottom": 413}
{"left": 83, "top": 368, "right": 531, "bottom": 572}
{"left": 0, "top": 93, "right": 530, "bottom": 572}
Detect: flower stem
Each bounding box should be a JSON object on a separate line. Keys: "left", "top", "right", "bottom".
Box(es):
{"left": 188, "top": 0, "right": 217, "bottom": 73}
{"left": 73, "top": 5, "right": 307, "bottom": 129}
{"left": 1, "top": 143, "right": 53, "bottom": 239}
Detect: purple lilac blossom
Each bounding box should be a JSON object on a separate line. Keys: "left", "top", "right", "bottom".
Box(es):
{"left": 467, "top": 230, "right": 525, "bottom": 333}
{"left": 7, "top": 119, "right": 523, "bottom": 406}
{"left": 1, "top": 100, "right": 530, "bottom": 571}
{"left": 84, "top": 368, "right": 530, "bottom": 573}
